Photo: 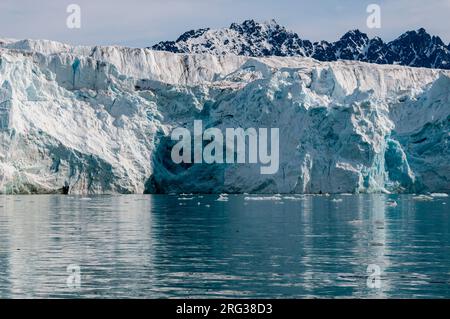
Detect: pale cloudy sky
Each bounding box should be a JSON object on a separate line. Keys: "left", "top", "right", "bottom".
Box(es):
{"left": 0, "top": 0, "right": 449, "bottom": 47}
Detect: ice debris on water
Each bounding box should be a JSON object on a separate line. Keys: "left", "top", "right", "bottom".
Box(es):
{"left": 283, "top": 196, "right": 305, "bottom": 201}
{"left": 178, "top": 197, "right": 194, "bottom": 201}
{"left": 386, "top": 200, "right": 398, "bottom": 207}
{"left": 244, "top": 195, "right": 282, "bottom": 201}
{"left": 431, "top": 193, "right": 448, "bottom": 198}
{"left": 216, "top": 194, "right": 229, "bottom": 201}
{"left": 413, "top": 195, "right": 434, "bottom": 201}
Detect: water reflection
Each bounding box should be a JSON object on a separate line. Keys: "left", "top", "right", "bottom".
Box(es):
{"left": 0, "top": 194, "right": 449, "bottom": 298}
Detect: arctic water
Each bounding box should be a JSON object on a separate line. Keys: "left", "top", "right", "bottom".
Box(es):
{"left": 0, "top": 194, "right": 449, "bottom": 298}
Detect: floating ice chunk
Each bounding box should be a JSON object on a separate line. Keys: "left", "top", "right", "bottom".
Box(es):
{"left": 283, "top": 196, "right": 305, "bottom": 201}
{"left": 178, "top": 197, "right": 194, "bottom": 200}
{"left": 216, "top": 194, "right": 229, "bottom": 201}
{"left": 386, "top": 200, "right": 398, "bottom": 207}
{"left": 431, "top": 193, "right": 448, "bottom": 198}
{"left": 244, "top": 196, "right": 282, "bottom": 201}
{"left": 413, "top": 195, "right": 434, "bottom": 201}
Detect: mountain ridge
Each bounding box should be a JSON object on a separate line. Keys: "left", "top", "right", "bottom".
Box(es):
{"left": 152, "top": 19, "right": 450, "bottom": 70}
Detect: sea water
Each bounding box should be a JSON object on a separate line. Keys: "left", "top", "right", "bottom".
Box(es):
{"left": 0, "top": 194, "right": 448, "bottom": 298}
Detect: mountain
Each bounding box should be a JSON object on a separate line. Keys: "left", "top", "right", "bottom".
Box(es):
{"left": 387, "top": 28, "right": 450, "bottom": 69}
{"left": 152, "top": 20, "right": 450, "bottom": 70}
{"left": 0, "top": 39, "right": 449, "bottom": 194}
{"left": 153, "top": 19, "right": 314, "bottom": 57}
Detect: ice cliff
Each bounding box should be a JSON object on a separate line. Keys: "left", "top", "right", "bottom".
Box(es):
{"left": 0, "top": 38, "right": 449, "bottom": 194}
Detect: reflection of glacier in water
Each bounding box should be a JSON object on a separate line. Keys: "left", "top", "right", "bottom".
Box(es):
{"left": 0, "top": 194, "right": 449, "bottom": 298}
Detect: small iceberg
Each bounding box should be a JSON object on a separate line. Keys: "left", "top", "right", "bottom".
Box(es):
{"left": 413, "top": 195, "right": 434, "bottom": 201}
{"left": 178, "top": 197, "right": 194, "bottom": 201}
{"left": 386, "top": 200, "right": 397, "bottom": 207}
{"left": 216, "top": 194, "right": 229, "bottom": 201}
{"left": 244, "top": 195, "right": 282, "bottom": 201}
{"left": 431, "top": 193, "right": 448, "bottom": 198}
{"left": 283, "top": 196, "right": 305, "bottom": 201}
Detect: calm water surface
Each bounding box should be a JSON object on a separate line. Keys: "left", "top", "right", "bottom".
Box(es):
{"left": 0, "top": 194, "right": 449, "bottom": 298}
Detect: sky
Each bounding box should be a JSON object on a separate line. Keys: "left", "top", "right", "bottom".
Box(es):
{"left": 0, "top": 0, "right": 449, "bottom": 47}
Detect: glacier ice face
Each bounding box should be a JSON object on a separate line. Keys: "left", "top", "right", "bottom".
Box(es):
{"left": 0, "top": 39, "right": 449, "bottom": 194}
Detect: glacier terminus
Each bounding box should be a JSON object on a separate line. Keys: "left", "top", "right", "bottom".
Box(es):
{"left": 0, "top": 36, "right": 449, "bottom": 194}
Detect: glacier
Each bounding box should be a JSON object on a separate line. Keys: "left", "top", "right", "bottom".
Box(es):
{"left": 0, "top": 38, "right": 449, "bottom": 194}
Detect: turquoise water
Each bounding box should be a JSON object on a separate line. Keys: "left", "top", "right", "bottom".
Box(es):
{"left": 0, "top": 194, "right": 449, "bottom": 299}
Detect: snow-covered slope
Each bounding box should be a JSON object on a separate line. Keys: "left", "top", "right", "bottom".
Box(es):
{"left": 0, "top": 39, "right": 449, "bottom": 194}
{"left": 152, "top": 20, "right": 450, "bottom": 70}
